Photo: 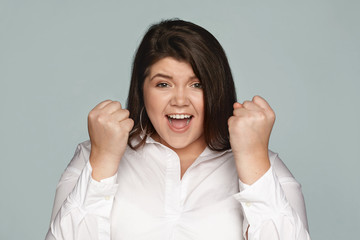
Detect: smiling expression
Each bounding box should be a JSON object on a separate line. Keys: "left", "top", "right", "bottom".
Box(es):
{"left": 143, "top": 57, "right": 206, "bottom": 152}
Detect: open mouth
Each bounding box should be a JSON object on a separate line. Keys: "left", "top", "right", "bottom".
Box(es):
{"left": 166, "top": 114, "right": 193, "bottom": 129}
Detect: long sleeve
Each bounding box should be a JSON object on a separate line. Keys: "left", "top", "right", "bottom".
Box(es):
{"left": 46, "top": 141, "right": 311, "bottom": 239}
{"left": 45, "top": 142, "right": 118, "bottom": 240}
{"left": 234, "top": 152, "right": 311, "bottom": 240}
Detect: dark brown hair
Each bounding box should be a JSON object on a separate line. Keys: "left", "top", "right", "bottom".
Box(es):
{"left": 127, "top": 19, "right": 237, "bottom": 151}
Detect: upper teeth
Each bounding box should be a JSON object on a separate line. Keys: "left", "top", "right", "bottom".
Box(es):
{"left": 168, "top": 114, "right": 192, "bottom": 119}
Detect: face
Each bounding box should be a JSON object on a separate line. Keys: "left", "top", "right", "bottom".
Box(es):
{"left": 143, "top": 57, "right": 206, "bottom": 153}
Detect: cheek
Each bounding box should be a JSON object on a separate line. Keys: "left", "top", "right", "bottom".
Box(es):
{"left": 192, "top": 95, "right": 205, "bottom": 117}
{"left": 144, "top": 90, "right": 165, "bottom": 120}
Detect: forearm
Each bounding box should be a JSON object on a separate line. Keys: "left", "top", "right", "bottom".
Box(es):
{"left": 235, "top": 158, "right": 310, "bottom": 240}
{"left": 47, "top": 161, "right": 117, "bottom": 240}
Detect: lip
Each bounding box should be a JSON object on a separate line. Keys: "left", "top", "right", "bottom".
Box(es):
{"left": 165, "top": 115, "right": 192, "bottom": 133}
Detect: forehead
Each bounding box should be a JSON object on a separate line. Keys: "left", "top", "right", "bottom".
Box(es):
{"left": 148, "top": 57, "right": 195, "bottom": 78}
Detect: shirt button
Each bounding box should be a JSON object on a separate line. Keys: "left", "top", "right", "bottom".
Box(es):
{"left": 245, "top": 202, "right": 252, "bottom": 207}
{"left": 104, "top": 195, "right": 111, "bottom": 200}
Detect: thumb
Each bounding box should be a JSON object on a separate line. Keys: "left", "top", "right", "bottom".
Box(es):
{"left": 233, "top": 102, "right": 243, "bottom": 109}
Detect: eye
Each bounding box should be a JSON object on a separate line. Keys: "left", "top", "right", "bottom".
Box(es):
{"left": 156, "top": 82, "right": 170, "bottom": 88}
{"left": 191, "top": 82, "right": 203, "bottom": 89}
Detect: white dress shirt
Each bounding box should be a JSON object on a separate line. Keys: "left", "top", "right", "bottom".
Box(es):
{"left": 46, "top": 136, "right": 311, "bottom": 240}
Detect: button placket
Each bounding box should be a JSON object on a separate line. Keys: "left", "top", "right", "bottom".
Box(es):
{"left": 164, "top": 152, "right": 182, "bottom": 217}
{"left": 180, "top": 176, "right": 189, "bottom": 208}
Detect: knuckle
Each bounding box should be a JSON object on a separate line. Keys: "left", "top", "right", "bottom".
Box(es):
{"left": 88, "top": 110, "right": 100, "bottom": 121}
{"left": 96, "top": 115, "right": 104, "bottom": 123}
{"left": 126, "top": 119, "right": 135, "bottom": 130}
{"left": 230, "top": 117, "right": 240, "bottom": 127}
{"left": 96, "top": 113, "right": 108, "bottom": 124}
{"left": 114, "top": 101, "right": 122, "bottom": 108}
{"left": 128, "top": 118, "right": 134, "bottom": 125}
{"left": 259, "top": 111, "right": 266, "bottom": 118}
{"left": 123, "top": 109, "right": 130, "bottom": 117}
{"left": 270, "top": 111, "right": 276, "bottom": 121}
{"left": 253, "top": 95, "right": 261, "bottom": 101}
{"left": 126, "top": 117, "right": 134, "bottom": 126}
{"left": 119, "top": 119, "right": 134, "bottom": 132}
{"left": 88, "top": 110, "right": 95, "bottom": 119}
{"left": 255, "top": 111, "right": 266, "bottom": 120}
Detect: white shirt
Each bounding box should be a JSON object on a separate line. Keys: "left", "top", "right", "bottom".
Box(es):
{"left": 46, "top": 137, "right": 311, "bottom": 240}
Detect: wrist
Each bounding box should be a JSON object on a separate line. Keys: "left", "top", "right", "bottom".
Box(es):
{"left": 89, "top": 151, "right": 120, "bottom": 181}
{"left": 233, "top": 150, "right": 270, "bottom": 185}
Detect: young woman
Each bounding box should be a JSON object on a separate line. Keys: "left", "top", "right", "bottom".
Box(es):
{"left": 46, "top": 19, "right": 311, "bottom": 240}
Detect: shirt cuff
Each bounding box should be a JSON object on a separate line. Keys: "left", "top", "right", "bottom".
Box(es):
{"left": 66, "top": 161, "right": 118, "bottom": 218}
{"left": 234, "top": 166, "right": 292, "bottom": 237}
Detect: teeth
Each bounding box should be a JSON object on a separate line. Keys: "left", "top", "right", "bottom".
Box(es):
{"left": 168, "top": 114, "right": 192, "bottom": 119}
{"left": 167, "top": 114, "right": 192, "bottom": 126}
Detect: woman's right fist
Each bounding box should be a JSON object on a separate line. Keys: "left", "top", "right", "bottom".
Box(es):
{"left": 87, "top": 100, "right": 134, "bottom": 180}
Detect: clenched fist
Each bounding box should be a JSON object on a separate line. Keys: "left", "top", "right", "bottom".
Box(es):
{"left": 88, "top": 100, "right": 134, "bottom": 181}
{"left": 228, "top": 95, "right": 276, "bottom": 184}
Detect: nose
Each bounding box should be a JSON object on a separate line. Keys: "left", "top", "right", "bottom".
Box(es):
{"left": 170, "top": 87, "right": 189, "bottom": 106}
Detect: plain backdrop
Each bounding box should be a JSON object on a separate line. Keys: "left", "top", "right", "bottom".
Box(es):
{"left": 1, "top": 0, "right": 359, "bottom": 239}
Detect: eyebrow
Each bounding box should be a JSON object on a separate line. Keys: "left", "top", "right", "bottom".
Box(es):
{"left": 150, "top": 73, "right": 198, "bottom": 81}
{"left": 150, "top": 73, "right": 172, "bottom": 81}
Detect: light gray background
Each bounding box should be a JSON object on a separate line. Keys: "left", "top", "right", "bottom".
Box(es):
{"left": 1, "top": 0, "right": 359, "bottom": 239}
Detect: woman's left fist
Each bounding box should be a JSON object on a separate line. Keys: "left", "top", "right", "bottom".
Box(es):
{"left": 228, "top": 96, "right": 276, "bottom": 183}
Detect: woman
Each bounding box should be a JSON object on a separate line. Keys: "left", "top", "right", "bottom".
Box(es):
{"left": 46, "top": 19, "right": 311, "bottom": 240}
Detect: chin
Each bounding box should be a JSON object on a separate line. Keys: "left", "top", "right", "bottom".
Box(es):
{"left": 162, "top": 138, "right": 189, "bottom": 150}
{"left": 168, "top": 142, "right": 190, "bottom": 150}
{"left": 162, "top": 133, "right": 204, "bottom": 151}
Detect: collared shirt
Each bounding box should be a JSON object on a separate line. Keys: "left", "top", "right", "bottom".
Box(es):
{"left": 46, "top": 137, "right": 311, "bottom": 240}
